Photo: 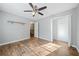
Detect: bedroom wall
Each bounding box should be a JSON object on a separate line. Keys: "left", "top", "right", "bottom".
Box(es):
{"left": 71, "top": 5, "right": 79, "bottom": 51}
{"left": 38, "top": 9, "right": 72, "bottom": 42}
{"left": 71, "top": 8, "right": 77, "bottom": 47}
{"left": 38, "top": 17, "right": 52, "bottom": 41}
{"left": 0, "top": 11, "right": 30, "bottom": 45}
{"left": 53, "top": 19, "right": 57, "bottom": 40}
{"left": 76, "top": 6, "right": 79, "bottom": 51}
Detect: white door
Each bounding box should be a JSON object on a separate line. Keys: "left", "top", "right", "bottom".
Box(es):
{"left": 34, "top": 22, "right": 38, "bottom": 38}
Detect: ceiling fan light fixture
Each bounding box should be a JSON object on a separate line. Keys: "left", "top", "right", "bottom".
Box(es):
{"left": 24, "top": 3, "right": 47, "bottom": 17}
{"left": 32, "top": 11, "right": 35, "bottom": 15}
{"left": 32, "top": 11, "right": 36, "bottom": 16}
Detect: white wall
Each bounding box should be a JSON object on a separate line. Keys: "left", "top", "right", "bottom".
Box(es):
{"left": 0, "top": 11, "right": 30, "bottom": 45}
{"left": 38, "top": 10, "right": 72, "bottom": 42}
{"left": 71, "top": 6, "right": 79, "bottom": 51}
{"left": 38, "top": 17, "right": 52, "bottom": 41}
{"left": 71, "top": 8, "right": 77, "bottom": 46}
{"left": 0, "top": 12, "right": 3, "bottom": 42}
{"left": 76, "top": 6, "right": 79, "bottom": 50}
{"left": 53, "top": 19, "right": 57, "bottom": 40}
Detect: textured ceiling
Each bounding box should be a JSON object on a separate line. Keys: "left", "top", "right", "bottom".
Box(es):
{"left": 0, "top": 3, "right": 78, "bottom": 20}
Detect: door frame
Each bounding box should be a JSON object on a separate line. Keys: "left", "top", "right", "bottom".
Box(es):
{"left": 34, "top": 22, "right": 38, "bottom": 38}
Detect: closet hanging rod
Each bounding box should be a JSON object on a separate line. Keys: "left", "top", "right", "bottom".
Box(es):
{"left": 8, "top": 21, "right": 26, "bottom": 25}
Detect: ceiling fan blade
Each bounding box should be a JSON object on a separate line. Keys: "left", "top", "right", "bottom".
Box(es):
{"left": 38, "top": 12, "right": 44, "bottom": 15}
{"left": 24, "top": 10, "right": 32, "bottom": 12}
{"left": 38, "top": 6, "right": 47, "bottom": 11}
{"left": 29, "top": 3, "right": 33, "bottom": 8}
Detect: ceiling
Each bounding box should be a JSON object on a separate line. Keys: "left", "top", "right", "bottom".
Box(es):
{"left": 0, "top": 3, "right": 78, "bottom": 20}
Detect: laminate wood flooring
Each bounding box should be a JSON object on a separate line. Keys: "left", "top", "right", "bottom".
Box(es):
{"left": 0, "top": 37, "right": 78, "bottom": 56}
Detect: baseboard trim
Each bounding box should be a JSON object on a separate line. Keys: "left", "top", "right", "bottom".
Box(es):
{"left": 0, "top": 38, "right": 30, "bottom": 46}
{"left": 71, "top": 45, "right": 79, "bottom": 53}
{"left": 38, "top": 37, "right": 52, "bottom": 42}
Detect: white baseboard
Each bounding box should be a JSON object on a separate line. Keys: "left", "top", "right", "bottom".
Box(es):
{"left": 71, "top": 45, "right": 79, "bottom": 53}
{"left": 0, "top": 38, "right": 30, "bottom": 46}
{"left": 38, "top": 37, "right": 52, "bottom": 42}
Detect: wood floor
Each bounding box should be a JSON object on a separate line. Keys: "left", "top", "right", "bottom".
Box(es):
{"left": 0, "top": 37, "right": 79, "bottom": 56}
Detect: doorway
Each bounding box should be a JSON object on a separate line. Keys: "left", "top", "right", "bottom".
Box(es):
{"left": 30, "top": 22, "right": 38, "bottom": 38}
{"left": 30, "top": 23, "right": 34, "bottom": 37}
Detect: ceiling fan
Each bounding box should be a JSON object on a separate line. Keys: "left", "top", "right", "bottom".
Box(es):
{"left": 24, "top": 3, "right": 47, "bottom": 17}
